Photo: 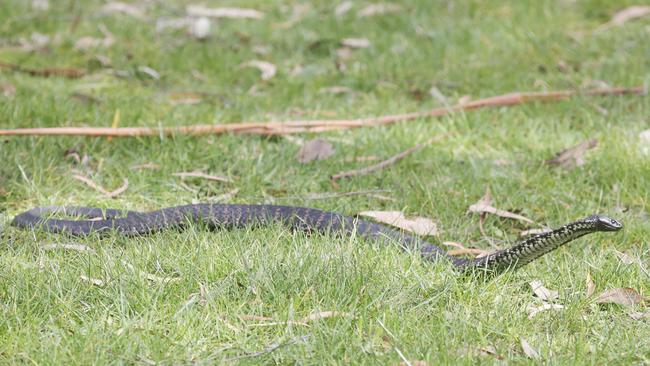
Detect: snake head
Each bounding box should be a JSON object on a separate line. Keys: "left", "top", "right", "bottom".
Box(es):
{"left": 584, "top": 215, "right": 623, "bottom": 232}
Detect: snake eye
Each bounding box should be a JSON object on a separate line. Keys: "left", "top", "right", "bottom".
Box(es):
{"left": 596, "top": 216, "right": 623, "bottom": 231}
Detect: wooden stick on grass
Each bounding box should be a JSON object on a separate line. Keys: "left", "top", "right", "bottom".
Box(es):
{"left": 0, "top": 86, "right": 644, "bottom": 138}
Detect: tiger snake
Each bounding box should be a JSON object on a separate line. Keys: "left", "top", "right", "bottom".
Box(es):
{"left": 11, "top": 204, "right": 622, "bottom": 272}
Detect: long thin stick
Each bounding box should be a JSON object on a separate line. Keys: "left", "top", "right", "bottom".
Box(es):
{"left": 0, "top": 86, "right": 643, "bottom": 137}
{"left": 331, "top": 137, "right": 442, "bottom": 180}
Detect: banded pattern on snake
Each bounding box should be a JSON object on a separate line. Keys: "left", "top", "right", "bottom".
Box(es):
{"left": 11, "top": 204, "right": 622, "bottom": 272}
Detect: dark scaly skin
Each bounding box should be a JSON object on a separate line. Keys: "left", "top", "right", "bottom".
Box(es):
{"left": 10, "top": 205, "right": 622, "bottom": 272}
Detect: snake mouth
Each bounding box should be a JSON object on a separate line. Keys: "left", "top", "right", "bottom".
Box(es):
{"left": 594, "top": 216, "right": 623, "bottom": 232}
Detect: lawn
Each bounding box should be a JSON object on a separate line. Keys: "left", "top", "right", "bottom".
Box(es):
{"left": 0, "top": 0, "right": 649, "bottom": 364}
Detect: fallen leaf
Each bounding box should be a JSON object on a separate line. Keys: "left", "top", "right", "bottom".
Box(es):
{"left": 358, "top": 211, "right": 438, "bottom": 236}
{"left": 75, "top": 33, "right": 115, "bottom": 50}
{"left": 130, "top": 163, "right": 160, "bottom": 170}
{"left": 169, "top": 92, "right": 203, "bottom": 105}
{"left": 529, "top": 279, "right": 559, "bottom": 301}
{"left": 545, "top": 139, "right": 598, "bottom": 169}
{"left": 122, "top": 261, "right": 180, "bottom": 285}
{"left": 32, "top": 0, "right": 49, "bottom": 10}
{"left": 1, "top": 82, "right": 16, "bottom": 97}
{"left": 41, "top": 243, "right": 96, "bottom": 253}
{"left": 155, "top": 17, "right": 191, "bottom": 32}
{"left": 520, "top": 338, "right": 541, "bottom": 359}
{"left": 137, "top": 66, "right": 160, "bottom": 80}
{"left": 447, "top": 248, "right": 490, "bottom": 257}
{"left": 173, "top": 171, "right": 231, "bottom": 183}
{"left": 297, "top": 139, "right": 335, "bottom": 163}
{"left": 341, "top": 38, "right": 370, "bottom": 49}
{"left": 320, "top": 86, "right": 352, "bottom": 94}
{"left": 605, "top": 6, "right": 650, "bottom": 27}
{"left": 300, "top": 311, "right": 350, "bottom": 322}
{"left": 335, "top": 1, "right": 353, "bottom": 17}
{"left": 101, "top": 2, "right": 146, "bottom": 19}
{"left": 478, "top": 346, "right": 503, "bottom": 359}
{"left": 275, "top": 4, "right": 310, "bottom": 29}
{"left": 595, "top": 288, "right": 648, "bottom": 306}
{"left": 586, "top": 272, "right": 596, "bottom": 297}
{"left": 468, "top": 191, "right": 534, "bottom": 224}
{"left": 240, "top": 315, "right": 275, "bottom": 321}
{"left": 188, "top": 17, "right": 211, "bottom": 39}
{"left": 358, "top": 3, "right": 402, "bottom": 17}
{"left": 629, "top": 309, "right": 650, "bottom": 320}
{"left": 187, "top": 5, "right": 264, "bottom": 19}
{"left": 399, "top": 361, "right": 427, "bottom": 366}
{"left": 527, "top": 303, "right": 564, "bottom": 319}
{"left": 613, "top": 250, "right": 635, "bottom": 265}
{"left": 241, "top": 60, "right": 276, "bottom": 80}
{"left": 80, "top": 275, "right": 105, "bottom": 286}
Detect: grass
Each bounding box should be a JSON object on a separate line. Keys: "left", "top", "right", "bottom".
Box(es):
{"left": 1, "top": 0, "right": 649, "bottom": 364}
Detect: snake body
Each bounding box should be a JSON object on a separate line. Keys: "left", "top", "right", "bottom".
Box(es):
{"left": 11, "top": 204, "right": 622, "bottom": 272}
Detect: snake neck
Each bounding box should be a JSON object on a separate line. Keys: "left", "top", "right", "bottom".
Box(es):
{"left": 468, "top": 221, "right": 598, "bottom": 271}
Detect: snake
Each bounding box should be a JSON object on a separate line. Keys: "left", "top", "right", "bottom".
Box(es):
{"left": 11, "top": 204, "right": 622, "bottom": 272}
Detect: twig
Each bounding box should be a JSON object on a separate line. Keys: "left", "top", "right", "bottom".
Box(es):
{"left": 223, "top": 335, "right": 310, "bottom": 362}
{"left": 0, "top": 86, "right": 643, "bottom": 137}
{"left": 331, "top": 137, "right": 441, "bottom": 180}
{"left": 0, "top": 61, "right": 85, "bottom": 79}
{"left": 172, "top": 171, "right": 231, "bottom": 183}
{"left": 73, "top": 174, "right": 129, "bottom": 198}
{"left": 277, "top": 189, "right": 391, "bottom": 200}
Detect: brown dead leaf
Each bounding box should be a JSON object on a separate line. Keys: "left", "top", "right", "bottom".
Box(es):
{"left": 73, "top": 175, "right": 129, "bottom": 198}
{"left": 130, "top": 163, "right": 160, "bottom": 170}
{"left": 240, "top": 315, "right": 275, "bottom": 321}
{"left": 468, "top": 190, "right": 534, "bottom": 224}
{"left": 629, "top": 309, "right": 650, "bottom": 320}
{"left": 529, "top": 279, "right": 559, "bottom": 301}
{"left": 41, "top": 243, "right": 96, "bottom": 253}
{"left": 335, "top": 2, "right": 353, "bottom": 17}
{"left": 478, "top": 346, "right": 503, "bottom": 359}
{"left": 320, "top": 86, "right": 352, "bottom": 95}
{"left": 586, "top": 272, "right": 596, "bottom": 297}
{"left": 595, "top": 288, "right": 648, "bottom": 306}
{"left": 341, "top": 38, "right": 370, "bottom": 49}
{"left": 358, "top": 3, "right": 402, "bottom": 17}
{"left": 122, "top": 260, "right": 180, "bottom": 285}
{"left": 399, "top": 361, "right": 427, "bottom": 366}
{"left": 613, "top": 250, "right": 636, "bottom": 265}
{"left": 300, "top": 311, "right": 350, "bottom": 322}
{"left": 545, "top": 139, "right": 598, "bottom": 169}
{"left": 241, "top": 60, "right": 276, "bottom": 80}
{"left": 359, "top": 211, "right": 438, "bottom": 236}
{"left": 605, "top": 6, "right": 650, "bottom": 27}
{"left": 169, "top": 92, "right": 203, "bottom": 105}
{"left": 137, "top": 66, "right": 160, "bottom": 80}
{"left": 1, "top": 82, "right": 16, "bottom": 97}
{"left": 187, "top": 5, "right": 264, "bottom": 19}
{"left": 101, "top": 2, "right": 146, "bottom": 19}
{"left": 173, "top": 171, "right": 231, "bottom": 183}
{"left": 520, "top": 338, "right": 541, "bottom": 359}
{"left": 75, "top": 34, "right": 114, "bottom": 50}
{"left": 297, "top": 139, "right": 335, "bottom": 163}
{"left": 527, "top": 302, "right": 564, "bottom": 319}
{"left": 447, "top": 248, "right": 490, "bottom": 257}
{"left": 80, "top": 275, "right": 105, "bottom": 286}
